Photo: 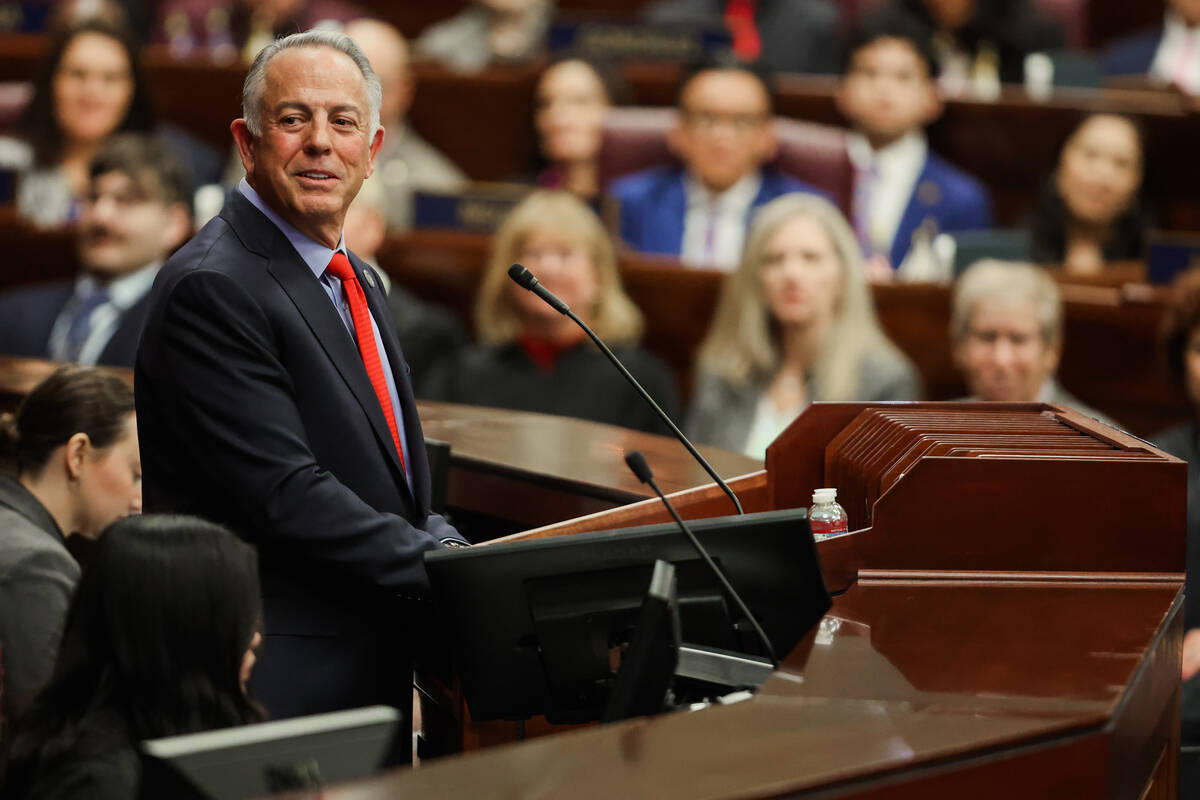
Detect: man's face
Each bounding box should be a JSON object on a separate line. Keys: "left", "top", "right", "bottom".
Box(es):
{"left": 837, "top": 38, "right": 941, "bottom": 146}
{"left": 670, "top": 70, "right": 775, "bottom": 193}
{"left": 233, "top": 46, "right": 384, "bottom": 247}
{"left": 1172, "top": 0, "right": 1200, "bottom": 27}
{"left": 955, "top": 300, "right": 1059, "bottom": 402}
{"left": 78, "top": 170, "right": 189, "bottom": 278}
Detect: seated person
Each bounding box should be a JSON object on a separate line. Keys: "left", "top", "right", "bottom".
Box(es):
{"left": 341, "top": 177, "right": 467, "bottom": 397}
{"left": 0, "top": 17, "right": 218, "bottom": 228}
{"left": 1102, "top": 0, "right": 1200, "bottom": 95}
{"left": 836, "top": 10, "right": 992, "bottom": 277}
{"left": 640, "top": 0, "right": 842, "bottom": 75}
{"left": 426, "top": 190, "right": 680, "bottom": 434}
{"left": 0, "top": 366, "right": 140, "bottom": 723}
{"left": 950, "top": 259, "right": 1117, "bottom": 424}
{"left": 1028, "top": 113, "right": 1146, "bottom": 275}
{"left": 0, "top": 134, "right": 192, "bottom": 367}
{"left": 686, "top": 194, "right": 921, "bottom": 458}
{"left": 535, "top": 56, "right": 625, "bottom": 199}
{"left": 883, "top": 0, "right": 1064, "bottom": 91}
{"left": 610, "top": 59, "right": 826, "bottom": 271}
{"left": 345, "top": 18, "right": 467, "bottom": 231}
{"left": 1, "top": 514, "right": 264, "bottom": 798}
{"left": 415, "top": 0, "right": 555, "bottom": 72}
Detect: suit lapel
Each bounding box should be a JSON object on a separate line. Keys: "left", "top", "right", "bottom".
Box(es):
{"left": 659, "top": 172, "right": 687, "bottom": 255}
{"left": 891, "top": 155, "right": 936, "bottom": 268}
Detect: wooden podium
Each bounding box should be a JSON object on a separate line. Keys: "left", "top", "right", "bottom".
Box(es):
{"left": 393, "top": 401, "right": 1185, "bottom": 799}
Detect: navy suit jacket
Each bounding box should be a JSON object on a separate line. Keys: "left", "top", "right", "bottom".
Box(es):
{"left": 888, "top": 153, "right": 993, "bottom": 269}
{"left": 135, "top": 190, "right": 464, "bottom": 724}
{"left": 1101, "top": 27, "right": 1163, "bottom": 77}
{"left": 0, "top": 282, "right": 152, "bottom": 367}
{"left": 609, "top": 166, "right": 824, "bottom": 258}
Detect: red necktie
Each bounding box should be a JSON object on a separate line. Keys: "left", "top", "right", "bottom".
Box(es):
{"left": 724, "top": 0, "right": 761, "bottom": 61}
{"left": 325, "top": 252, "right": 405, "bottom": 474}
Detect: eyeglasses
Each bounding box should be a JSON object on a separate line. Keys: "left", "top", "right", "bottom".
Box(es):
{"left": 681, "top": 110, "right": 768, "bottom": 133}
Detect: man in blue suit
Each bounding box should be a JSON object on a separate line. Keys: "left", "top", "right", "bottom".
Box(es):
{"left": 1102, "top": 0, "right": 1200, "bottom": 96}
{"left": 0, "top": 135, "right": 192, "bottom": 367}
{"left": 135, "top": 30, "right": 467, "bottom": 735}
{"left": 835, "top": 11, "right": 992, "bottom": 277}
{"left": 609, "top": 61, "right": 825, "bottom": 271}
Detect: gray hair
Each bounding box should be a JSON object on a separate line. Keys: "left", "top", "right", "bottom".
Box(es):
{"left": 241, "top": 29, "right": 382, "bottom": 140}
{"left": 950, "top": 259, "right": 1062, "bottom": 346}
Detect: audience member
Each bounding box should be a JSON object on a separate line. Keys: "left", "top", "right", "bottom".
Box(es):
{"left": 0, "top": 135, "right": 192, "bottom": 368}
{"left": 535, "top": 56, "right": 624, "bottom": 199}
{"left": 836, "top": 10, "right": 991, "bottom": 277}
{"left": 885, "top": 0, "right": 1063, "bottom": 90}
{"left": 426, "top": 190, "right": 680, "bottom": 434}
{"left": 1028, "top": 113, "right": 1146, "bottom": 275}
{"left": 1153, "top": 268, "right": 1200, "bottom": 688}
{"left": 154, "top": 0, "right": 364, "bottom": 61}
{"left": 0, "top": 514, "right": 263, "bottom": 799}
{"left": 609, "top": 60, "right": 825, "bottom": 271}
{"left": 1102, "top": 0, "right": 1200, "bottom": 95}
{"left": 415, "top": 0, "right": 554, "bottom": 72}
{"left": 136, "top": 30, "right": 468, "bottom": 728}
{"left": 345, "top": 18, "right": 467, "bottom": 231}
{"left": 342, "top": 176, "right": 468, "bottom": 396}
{"left": 0, "top": 367, "right": 139, "bottom": 724}
{"left": 950, "top": 259, "right": 1116, "bottom": 423}
{"left": 0, "top": 17, "right": 218, "bottom": 228}
{"left": 640, "top": 0, "right": 843, "bottom": 75}
{"left": 687, "top": 194, "right": 920, "bottom": 457}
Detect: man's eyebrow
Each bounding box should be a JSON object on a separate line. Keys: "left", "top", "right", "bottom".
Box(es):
{"left": 270, "top": 101, "right": 363, "bottom": 117}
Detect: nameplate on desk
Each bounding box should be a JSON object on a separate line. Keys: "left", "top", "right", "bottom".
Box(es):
{"left": 549, "top": 20, "right": 731, "bottom": 62}
{"left": 413, "top": 186, "right": 533, "bottom": 233}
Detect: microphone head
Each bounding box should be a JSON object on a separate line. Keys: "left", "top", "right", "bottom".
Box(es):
{"left": 624, "top": 450, "right": 654, "bottom": 485}
{"left": 507, "top": 263, "right": 538, "bottom": 290}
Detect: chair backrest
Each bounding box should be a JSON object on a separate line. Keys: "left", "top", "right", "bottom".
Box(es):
{"left": 0, "top": 82, "right": 32, "bottom": 134}
{"left": 837, "top": 0, "right": 1087, "bottom": 49}
{"left": 598, "top": 106, "right": 853, "bottom": 215}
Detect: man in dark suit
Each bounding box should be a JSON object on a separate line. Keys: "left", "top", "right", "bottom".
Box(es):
{"left": 0, "top": 134, "right": 192, "bottom": 367}
{"left": 1102, "top": 0, "right": 1200, "bottom": 96}
{"left": 135, "top": 29, "right": 467, "bottom": 728}
{"left": 609, "top": 61, "right": 825, "bottom": 271}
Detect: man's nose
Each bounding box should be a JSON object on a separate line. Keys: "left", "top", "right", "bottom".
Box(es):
{"left": 305, "top": 117, "right": 333, "bottom": 152}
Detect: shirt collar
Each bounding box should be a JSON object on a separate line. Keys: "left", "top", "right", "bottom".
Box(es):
{"left": 847, "top": 131, "right": 928, "bottom": 176}
{"left": 77, "top": 261, "right": 161, "bottom": 311}
{"left": 238, "top": 179, "right": 346, "bottom": 280}
{"left": 684, "top": 170, "right": 762, "bottom": 212}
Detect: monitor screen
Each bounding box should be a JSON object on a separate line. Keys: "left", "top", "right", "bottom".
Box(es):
{"left": 140, "top": 706, "right": 400, "bottom": 799}
{"left": 425, "top": 508, "right": 830, "bottom": 723}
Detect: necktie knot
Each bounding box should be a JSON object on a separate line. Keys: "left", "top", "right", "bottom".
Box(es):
{"left": 325, "top": 251, "right": 355, "bottom": 283}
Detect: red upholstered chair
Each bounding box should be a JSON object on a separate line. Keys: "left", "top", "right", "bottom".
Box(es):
{"left": 598, "top": 106, "right": 854, "bottom": 216}
{"left": 1034, "top": 0, "right": 1087, "bottom": 49}
{"left": 0, "top": 82, "right": 32, "bottom": 134}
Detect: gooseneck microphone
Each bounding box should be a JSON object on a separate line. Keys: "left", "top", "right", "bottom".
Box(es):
{"left": 624, "top": 450, "right": 777, "bottom": 667}
{"left": 507, "top": 263, "right": 743, "bottom": 516}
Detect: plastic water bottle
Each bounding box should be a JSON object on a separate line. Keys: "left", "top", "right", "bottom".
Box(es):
{"left": 809, "top": 488, "right": 848, "bottom": 541}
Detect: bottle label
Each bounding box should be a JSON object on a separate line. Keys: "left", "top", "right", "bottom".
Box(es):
{"left": 811, "top": 518, "right": 849, "bottom": 541}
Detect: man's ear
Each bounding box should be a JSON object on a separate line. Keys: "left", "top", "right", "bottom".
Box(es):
{"left": 758, "top": 120, "right": 779, "bottom": 164}
{"left": 666, "top": 121, "right": 687, "bottom": 160}
{"left": 231, "top": 119, "right": 256, "bottom": 177}
{"left": 163, "top": 203, "right": 193, "bottom": 252}
{"left": 918, "top": 85, "right": 945, "bottom": 127}
{"left": 365, "top": 125, "right": 385, "bottom": 180}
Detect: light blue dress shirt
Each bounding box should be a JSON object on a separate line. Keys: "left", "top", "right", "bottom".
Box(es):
{"left": 238, "top": 180, "right": 413, "bottom": 492}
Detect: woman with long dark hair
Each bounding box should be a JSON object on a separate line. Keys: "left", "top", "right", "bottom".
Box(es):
{"left": 0, "top": 366, "right": 139, "bottom": 724}
{"left": 1028, "top": 113, "right": 1147, "bottom": 274}
{"left": 0, "top": 17, "right": 154, "bottom": 228}
{"left": 1, "top": 514, "right": 264, "bottom": 799}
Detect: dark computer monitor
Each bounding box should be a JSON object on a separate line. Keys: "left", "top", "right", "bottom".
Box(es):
{"left": 424, "top": 508, "right": 831, "bottom": 723}
{"left": 139, "top": 706, "right": 401, "bottom": 800}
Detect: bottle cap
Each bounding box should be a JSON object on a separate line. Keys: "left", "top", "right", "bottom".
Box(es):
{"left": 812, "top": 488, "right": 837, "bottom": 505}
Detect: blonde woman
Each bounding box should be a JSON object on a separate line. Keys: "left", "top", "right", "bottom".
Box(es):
{"left": 428, "top": 190, "right": 679, "bottom": 434}
{"left": 686, "top": 193, "right": 920, "bottom": 458}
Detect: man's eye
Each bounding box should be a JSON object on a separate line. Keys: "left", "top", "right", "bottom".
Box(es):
{"left": 281, "top": 116, "right": 300, "bottom": 125}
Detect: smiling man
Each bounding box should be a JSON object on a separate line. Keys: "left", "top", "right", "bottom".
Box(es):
{"left": 134, "top": 30, "right": 467, "bottom": 729}
{"left": 0, "top": 134, "right": 191, "bottom": 367}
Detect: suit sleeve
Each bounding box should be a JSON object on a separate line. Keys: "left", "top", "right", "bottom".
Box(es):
{"left": 145, "top": 269, "right": 445, "bottom": 597}
{"left": 0, "top": 548, "right": 76, "bottom": 703}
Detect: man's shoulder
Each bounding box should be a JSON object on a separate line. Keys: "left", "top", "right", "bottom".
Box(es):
{"left": 0, "top": 281, "right": 72, "bottom": 314}
{"left": 1101, "top": 27, "right": 1163, "bottom": 76}
{"left": 923, "top": 153, "right": 988, "bottom": 200}
{"left": 609, "top": 165, "right": 683, "bottom": 201}
{"left": 760, "top": 169, "right": 829, "bottom": 203}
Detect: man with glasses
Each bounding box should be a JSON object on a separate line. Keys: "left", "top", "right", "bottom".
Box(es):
{"left": 0, "top": 134, "right": 192, "bottom": 366}
{"left": 610, "top": 59, "right": 824, "bottom": 271}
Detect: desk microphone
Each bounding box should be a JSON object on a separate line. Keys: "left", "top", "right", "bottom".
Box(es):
{"left": 507, "top": 263, "right": 743, "bottom": 516}
{"left": 624, "top": 450, "right": 777, "bottom": 667}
